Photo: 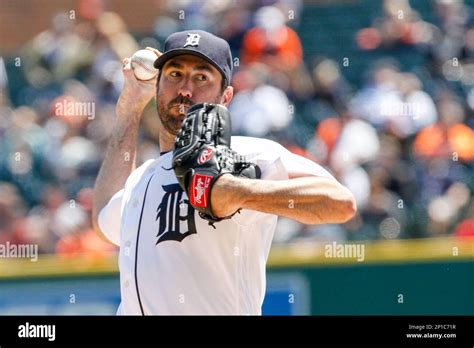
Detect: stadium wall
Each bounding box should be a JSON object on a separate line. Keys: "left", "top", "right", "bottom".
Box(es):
{"left": 0, "top": 238, "right": 471, "bottom": 315}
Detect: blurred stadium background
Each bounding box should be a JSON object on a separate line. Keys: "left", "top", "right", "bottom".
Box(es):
{"left": 0, "top": 0, "right": 472, "bottom": 315}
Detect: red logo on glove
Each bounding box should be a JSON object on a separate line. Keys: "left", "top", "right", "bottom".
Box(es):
{"left": 198, "top": 148, "right": 214, "bottom": 165}
{"left": 190, "top": 174, "right": 212, "bottom": 208}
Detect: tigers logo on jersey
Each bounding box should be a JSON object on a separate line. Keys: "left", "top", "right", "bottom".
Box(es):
{"left": 155, "top": 184, "right": 196, "bottom": 244}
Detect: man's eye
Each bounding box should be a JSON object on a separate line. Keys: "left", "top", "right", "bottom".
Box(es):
{"left": 169, "top": 71, "right": 180, "bottom": 77}
{"left": 196, "top": 75, "right": 207, "bottom": 81}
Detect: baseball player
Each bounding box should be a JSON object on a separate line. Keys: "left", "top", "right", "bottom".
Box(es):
{"left": 92, "top": 30, "right": 356, "bottom": 315}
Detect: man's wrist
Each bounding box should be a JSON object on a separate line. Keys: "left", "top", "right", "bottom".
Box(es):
{"left": 116, "top": 90, "right": 151, "bottom": 119}
{"left": 211, "top": 174, "right": 249, "bottom": 218}
{"left": 116, "top": 103, "right": 145, "bottom": 121}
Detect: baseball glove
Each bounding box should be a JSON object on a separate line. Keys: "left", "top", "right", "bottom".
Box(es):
{"left": 172, "top": 103, "right": 261, "bottom": 225}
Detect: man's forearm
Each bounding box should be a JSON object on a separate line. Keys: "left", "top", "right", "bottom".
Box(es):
{"left": 212, "top": 175, "right": 357, "bottom": 224}
{"left": 92, "top": 117, "right": 140, "bottom": 231}
{"left": 92, "top": 49, "right": 159, "bottom": 235}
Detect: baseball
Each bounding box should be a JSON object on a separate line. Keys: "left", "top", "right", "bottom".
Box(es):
{"left": 130, "top": 49, "right": 159, "bottom": 81}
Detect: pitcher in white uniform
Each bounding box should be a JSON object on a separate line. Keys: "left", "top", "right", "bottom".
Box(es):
{"left": 92, "top": 30, "right": 357, "bottom": 315}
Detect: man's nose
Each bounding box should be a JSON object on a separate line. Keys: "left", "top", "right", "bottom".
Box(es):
{"left": 177, "top": 79, "right": 193, "bottom": 99}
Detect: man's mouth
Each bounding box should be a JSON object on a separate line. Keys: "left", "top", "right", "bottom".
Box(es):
{"left": 170, "top": 104, "right": 192, "bottom": 115}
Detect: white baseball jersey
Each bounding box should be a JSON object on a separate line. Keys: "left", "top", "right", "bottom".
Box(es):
{"left": 98, "top": 136, "right": 334, "bottom": 315}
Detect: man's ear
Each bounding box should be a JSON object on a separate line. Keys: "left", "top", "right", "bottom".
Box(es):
{"left": 220, "top": 86, "right": 233, "bottom": 107}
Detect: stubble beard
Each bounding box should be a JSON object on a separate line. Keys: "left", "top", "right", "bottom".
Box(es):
{"left": 156, "top": 94, "right": 222, "bottom": 136}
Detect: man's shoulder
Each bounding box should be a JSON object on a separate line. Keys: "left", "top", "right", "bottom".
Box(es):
{"left": 134, "top": 158, "right": 158, "bottom": 175}
{"left": 231, "top": 136, "right": 285, "bottom": 155}
{"left": 132, "top": 152, "right": 172, "bottom": 178}
{"left": 125, "top": 157, "right": 161, "bottom": 188}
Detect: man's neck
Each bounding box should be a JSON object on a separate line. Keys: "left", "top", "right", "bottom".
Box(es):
{"left": 159, "top": 128, "right": 176, "bottom": 153}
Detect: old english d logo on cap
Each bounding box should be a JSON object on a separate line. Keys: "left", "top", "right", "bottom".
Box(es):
{"left": 154, "top": 30, "right": 233, "bottom": 84}
{"left": 184, "top": 33, "right": 201, "bottom": 47}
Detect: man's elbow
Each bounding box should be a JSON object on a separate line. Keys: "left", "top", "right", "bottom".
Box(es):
{"left": 91, "top": 213, "right": 115, "bottom": 244}
{"left": 92, "top": 193, "right": 107, "bottom": 239}
{"left": 91, "top": 212, "right": 103, "bottom": 238}
{"left": 339, "top": 193, "right": 357, "bottom": 223}
{"left": 305, "top": 193, "right": 357, "bottom": 225}
{"left": 325, "top": 188, "right": 357, "bottom": 224}
{"left": 91, "top": 214, "right": 101, "bottom": 236}
{"left": 91, "top": 207, "right": 106, "bottom": 241}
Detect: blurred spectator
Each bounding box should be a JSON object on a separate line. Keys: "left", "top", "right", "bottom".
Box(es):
{"left": 55, "top": 188, "right": 116, "bottom": 256}
{"left": 328, "top": 111, "right": 380, "bottom": 173}
{"left": 311, "top": 58, "right": 352, "bottom": 110}
{"left": 413, "top": 93, "right": 474, "bottom": 161}
{"left": 349, "top": 60, "right": 403, "bottom": 129}
{"left": 357, "top": 165, "right": 407, "bottom": 240}
{"left": 373, "top": 134, "right": 419, "bottom": 209}
{"left": 0, "top": 182, "right": 27, "bottom": 244}
{"left": 356, "top": 0, "right": 433, "bottom": 50}
{"left": 429, "top": 0, "right": 474, "bottom": 65}
{"left": 241, "top": 5, "right": 303, "bottom": 72}
{"left": 78, "top": 0, "right": 106, "bottom": 21}
{"left": 229, "top": 63, "right": 292, "bottom": 137}
{"left": 214, "top": 4, "right": 253, "bottom": 57}
{"left": 387, "top": 73, "right": 438, "bottom": 138}
{"left": 454, "top": 200, "right": 474, "bottom": 238}
{"left": 95, "top": 12, "right": 139, "bottom": 63}
{"left": 324, "top": 110, "right": 378, "bottom": 212}
{"left": 92, "top": 12, "right": 139, "bottom": 102}
{"left": 21, "top": 12, "right": 95, "bottom": 86}
{"left": 350, "top": 61, "right": 438, "bottom": 138}
{"left": 298, "top": 57, "right": 353, "bottom": 135}
{"left": 427, "top": 181, "right": 471, "bottom": 236}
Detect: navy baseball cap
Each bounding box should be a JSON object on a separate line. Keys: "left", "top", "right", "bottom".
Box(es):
{"left": 153, "top": 30, "right": 233, "bottom": 85}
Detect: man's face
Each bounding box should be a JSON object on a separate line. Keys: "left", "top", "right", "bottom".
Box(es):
{"left": 156, "top": 55, "right": 225, "bottom": 135}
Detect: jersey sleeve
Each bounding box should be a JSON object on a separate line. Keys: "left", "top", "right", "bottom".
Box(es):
{"left": 98, "top": 188, "right": 123, "bottom": 246}
{"left": 97, "top": 159, "right": 156, "bottom": 247}
{"left": 278, "top": 146, "right": 335, "bottom": 180}
{"left": 238, "top": 137, "right": 335, "bottom": 181}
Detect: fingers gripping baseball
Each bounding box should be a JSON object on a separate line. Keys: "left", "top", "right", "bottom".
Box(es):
{"left": 118, "top": 48, "right": 161, "bottom": 115}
